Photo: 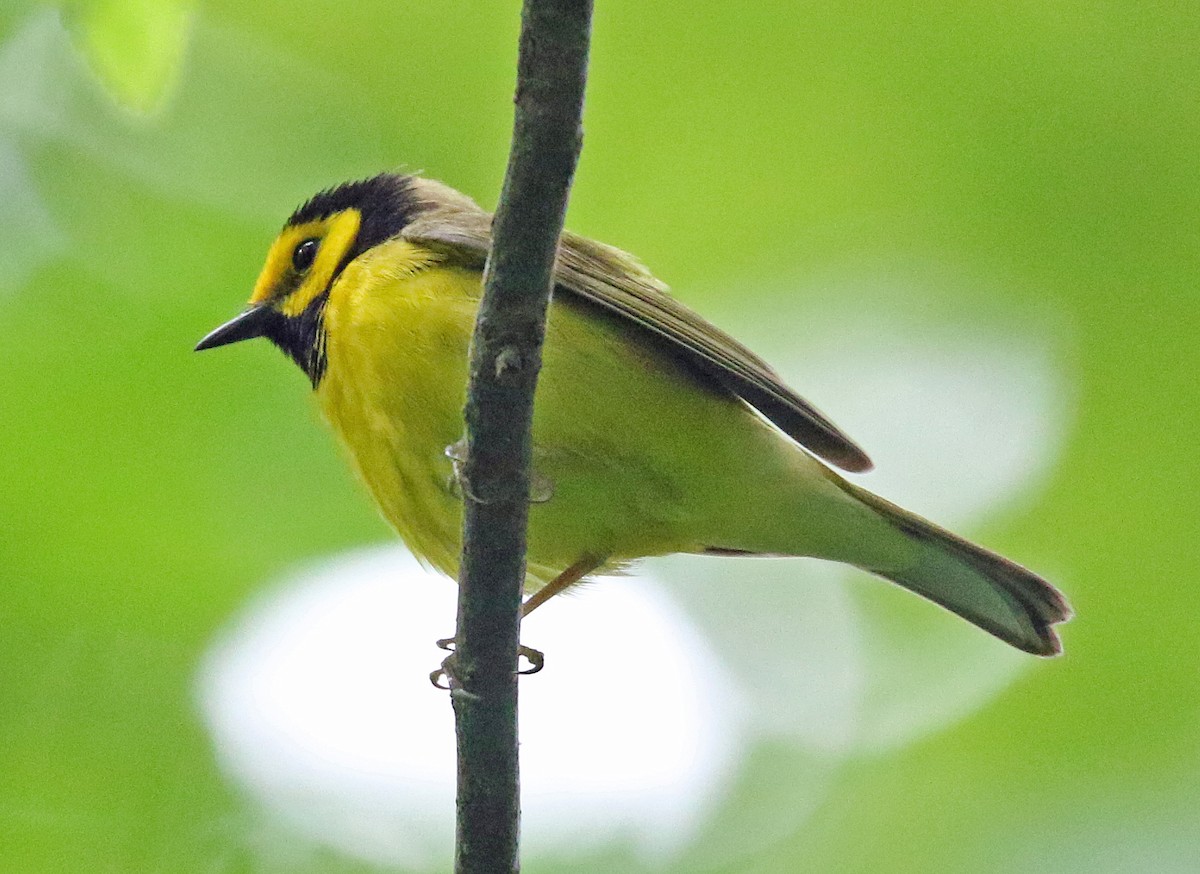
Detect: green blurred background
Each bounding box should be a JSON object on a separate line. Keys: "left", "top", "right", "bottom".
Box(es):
{"left": 1, "top": 1, "right": 1197, "bottom": 871}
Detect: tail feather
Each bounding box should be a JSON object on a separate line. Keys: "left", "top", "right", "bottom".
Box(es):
{"left": 848, "top": 487, "right": 1071, "bottom": 656}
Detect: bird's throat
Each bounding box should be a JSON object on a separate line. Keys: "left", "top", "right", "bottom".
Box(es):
{"left": 265, "top": 292, "right": 329, "bottom": 386}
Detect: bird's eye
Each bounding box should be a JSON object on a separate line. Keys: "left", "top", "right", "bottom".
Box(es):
{"left": 292, "top": 238, "right": 319, "bottom": 272}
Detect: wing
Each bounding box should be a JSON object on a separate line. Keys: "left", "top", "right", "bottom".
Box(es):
{"left": 401, "top": 180, "right": 873, "bottom": 472}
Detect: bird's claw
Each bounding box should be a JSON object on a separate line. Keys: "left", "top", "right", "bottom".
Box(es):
{"left": 429, "top": 639, "right": 545, "bottom": 688}
{"left": 429, "top": 637, "right": 459, "bottom": 688}
{"left": 429, "top": 650, "right": 457, "bottom": 690}
{"left": 518, "top": 644, "right": 545, "bottom": 675}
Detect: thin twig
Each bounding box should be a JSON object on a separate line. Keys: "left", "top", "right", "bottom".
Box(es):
{"left": 451, "top": 1, "right": 593, "bottom": 872}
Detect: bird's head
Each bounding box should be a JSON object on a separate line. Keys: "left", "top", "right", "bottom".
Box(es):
{"left": 195, "top": 173, "right": 421, "bottom": 385}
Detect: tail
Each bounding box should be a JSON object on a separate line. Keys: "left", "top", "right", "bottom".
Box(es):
{"left": 845, "top": 485, "right": 1072, "bottom": 656}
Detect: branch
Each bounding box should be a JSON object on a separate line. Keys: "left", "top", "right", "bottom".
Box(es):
{"left": 451, "top": 2, "right": 593, "bottom": 873}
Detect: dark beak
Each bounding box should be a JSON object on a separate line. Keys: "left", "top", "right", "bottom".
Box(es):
{"left": 195, "top": 306, "right": 272, "bottom": 351}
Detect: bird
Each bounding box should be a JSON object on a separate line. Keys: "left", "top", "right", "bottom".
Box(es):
{"left": 196, "top": 172, "right": 1070, "bottom": 658}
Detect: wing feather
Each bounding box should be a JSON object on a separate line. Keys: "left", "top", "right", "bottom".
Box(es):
{"left": 401, "top": 180, "right": 872, "bottom": 472}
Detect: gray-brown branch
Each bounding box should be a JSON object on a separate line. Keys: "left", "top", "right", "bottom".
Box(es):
{"left": 451, "top": 1, "right": 593, "bottom": 873}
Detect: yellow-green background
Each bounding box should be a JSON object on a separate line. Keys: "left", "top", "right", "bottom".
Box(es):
{"left": 1, "top": 1, "right": 1196, "bottom": 871}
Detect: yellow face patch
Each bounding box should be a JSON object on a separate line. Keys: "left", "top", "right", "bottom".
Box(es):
{"left": 249, "top": 209, "right": 362, "bottom": 317}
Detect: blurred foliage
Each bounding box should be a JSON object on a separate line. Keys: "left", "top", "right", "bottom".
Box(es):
{"left": 1, "top": 1, "right": 1198, "bottom": 872}
{"left": 61, "top": 0, "right": 195, "bottom": 113}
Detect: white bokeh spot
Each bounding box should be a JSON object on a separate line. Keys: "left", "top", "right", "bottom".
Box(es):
{"left": 199, "top": 547, "right": 745, "bottom": 870}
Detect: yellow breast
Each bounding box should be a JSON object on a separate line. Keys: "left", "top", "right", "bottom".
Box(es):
{"left": 317, "top": 240, "right": 478, "bottom": 576}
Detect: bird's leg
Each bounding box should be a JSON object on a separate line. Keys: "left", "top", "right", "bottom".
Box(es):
{"left": 430, "top": 556, "right": 604, "bottom": 687}
{"left": 522, "top": 555, "right": 605, "bottom": 617}
{"left": 512, "top": 557, "right": 602, "bottom": 676}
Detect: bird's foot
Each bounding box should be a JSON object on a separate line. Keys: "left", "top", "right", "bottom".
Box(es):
{"left": 429, "top": 636, "right": 462, "bottom": 691}
{"left": 443, "top": 440, "right": 554, "bottom": 504}
{"left": 442, "top": 441, "right": 478, "bottom": 503}
{"left": 429, "top": 638, "right": 545, "bottom": 689}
